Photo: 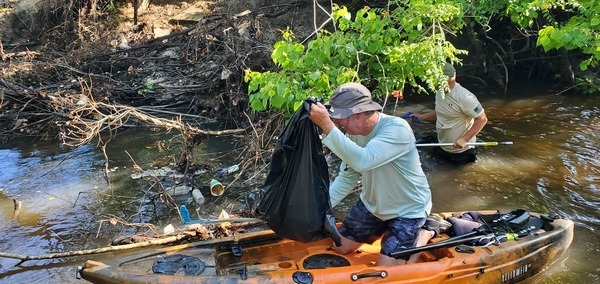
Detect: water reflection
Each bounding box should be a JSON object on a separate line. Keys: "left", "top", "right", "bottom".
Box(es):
{"left": 0, "top": 93, "right": 598, "bottom": 283}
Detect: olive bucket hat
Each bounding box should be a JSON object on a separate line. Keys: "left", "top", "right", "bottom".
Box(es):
{"left": 443, "top": 62, "right": 456, "bottom": 76}
{"left": 326, "top": 83, "right": 382, "bottom": 119}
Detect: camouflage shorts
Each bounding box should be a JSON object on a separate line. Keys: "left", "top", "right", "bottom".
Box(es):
{"left": 339, "top": 199, "right": 426, "bottom": 259}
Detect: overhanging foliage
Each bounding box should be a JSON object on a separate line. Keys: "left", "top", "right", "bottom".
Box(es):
{"left": 245, "top": 0, "right": 599, "bottom": 116}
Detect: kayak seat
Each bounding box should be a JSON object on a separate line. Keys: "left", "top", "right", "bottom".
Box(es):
{"left": 447, "top": 216, "right": 482, "bottom": 236}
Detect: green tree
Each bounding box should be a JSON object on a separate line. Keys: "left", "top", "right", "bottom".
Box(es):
{"left": 452, "top": 0, "right": 599, "bottom": 91}
{"left": 448, "top": 0, "right": 598, "bottom": 70}
{"left": 246, "top": 0, "right": 599, "bottom": 115}
{"left": 245, "top": 3, "right": 466, "bottom": 115}
{"left": 508, "top": 0, "right": 599, "bottom": 71}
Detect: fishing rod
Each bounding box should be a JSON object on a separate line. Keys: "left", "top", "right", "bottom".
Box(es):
{"left": 416, "top": 141, "right": 513, "bottom": 147}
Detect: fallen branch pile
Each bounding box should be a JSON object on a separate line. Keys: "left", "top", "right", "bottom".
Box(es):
{"left": 0, "top": 221, "right": 265, "bottom": 263}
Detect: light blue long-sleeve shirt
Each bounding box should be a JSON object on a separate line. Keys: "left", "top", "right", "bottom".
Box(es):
{"left": 322, "top": 113, "right": 432, "bottom": 220}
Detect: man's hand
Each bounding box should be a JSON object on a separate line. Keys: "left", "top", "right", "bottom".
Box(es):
{"left": 309, "top": 102, "right": 335, "bottom": 134}
{"left": 401, "top": 112, "right": 420, "bottom": 123}
{"left": 454, "top": 137, "right": 469, "bottom": 149}
{"left": 455, "top": 111, "right": 488, "bottom": 149}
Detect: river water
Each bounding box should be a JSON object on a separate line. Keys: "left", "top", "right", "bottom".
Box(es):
{"left": 0, "top": 89, "right": 598, "bottom": 283}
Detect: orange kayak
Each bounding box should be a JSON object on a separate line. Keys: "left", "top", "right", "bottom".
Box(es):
{"left": 78, "top": 210, "right": 573, "bottom": 283}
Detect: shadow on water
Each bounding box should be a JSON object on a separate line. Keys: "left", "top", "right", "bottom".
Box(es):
{"left": 0, "top": 91, "right": 598, "bottom": 283}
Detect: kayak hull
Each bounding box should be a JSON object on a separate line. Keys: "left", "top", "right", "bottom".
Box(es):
{"left": 79, "top": 210, "right": 574, "bottom": 284}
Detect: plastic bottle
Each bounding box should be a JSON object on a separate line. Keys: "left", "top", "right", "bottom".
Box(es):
{"left": 192, "top": 189, "right": 205, "bottom": 205}
{"left": 225, "top": 164, "right": 239, "bottom": 174}
{"left": 217, "top": 164, "right": 239, "bottom": 176}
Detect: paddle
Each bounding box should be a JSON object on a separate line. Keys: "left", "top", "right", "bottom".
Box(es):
{"left": 416, "top": 141, "right": 513, "bottom": 147}
{"left": 389, "top": 210, "right": 540, "bottom": 259}
{"left": 429, "top": 227, "right": 486, "bottom": 245}
{"left": 388, "top": 233, "right": 496, "bottom": 259}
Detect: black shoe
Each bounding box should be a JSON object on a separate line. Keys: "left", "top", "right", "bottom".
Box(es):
{"left": 423, "top": 214, "right": 452, "bottom": 238}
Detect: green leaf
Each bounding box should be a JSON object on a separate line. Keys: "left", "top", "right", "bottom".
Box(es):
{"left": 251, "top": 99, "right": 264, "bottom": 111}
{"left": 549, "top": 30, "right": 565, "bottom": 41}
{"left": 271, "top": 94, "right": 285, "bottom": 108}
{"left": 309, "top": 71, "right": 322, "bottom": 82}
{"left": 579, "top": 60, "right": 589, "bottom": 71}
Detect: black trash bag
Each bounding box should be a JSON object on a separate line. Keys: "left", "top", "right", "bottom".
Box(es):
{"left": 256, "top": 98, "right": 341, "bottom": 246}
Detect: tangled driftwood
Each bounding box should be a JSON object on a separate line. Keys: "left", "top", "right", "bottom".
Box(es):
{"left": 0, "top": 218, "right": 265, "bottom": 263}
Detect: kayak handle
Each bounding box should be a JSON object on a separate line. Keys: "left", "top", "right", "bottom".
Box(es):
{"left": 351, "top": 271, "right": 388, "bottom": 281}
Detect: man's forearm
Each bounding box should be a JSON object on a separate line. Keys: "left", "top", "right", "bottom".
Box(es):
{"left": 461, "top": 112, "right": 488, "bottom": 141}
{"left": 414, "top": 111, "right": 437, "bottom": 121}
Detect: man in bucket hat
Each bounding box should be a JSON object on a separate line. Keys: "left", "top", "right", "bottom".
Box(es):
{"left": 309, "top": 82, "right": 444, "bottom": 266}
{"left": 410, "top": 62, "right": 488, "bottom": 164}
